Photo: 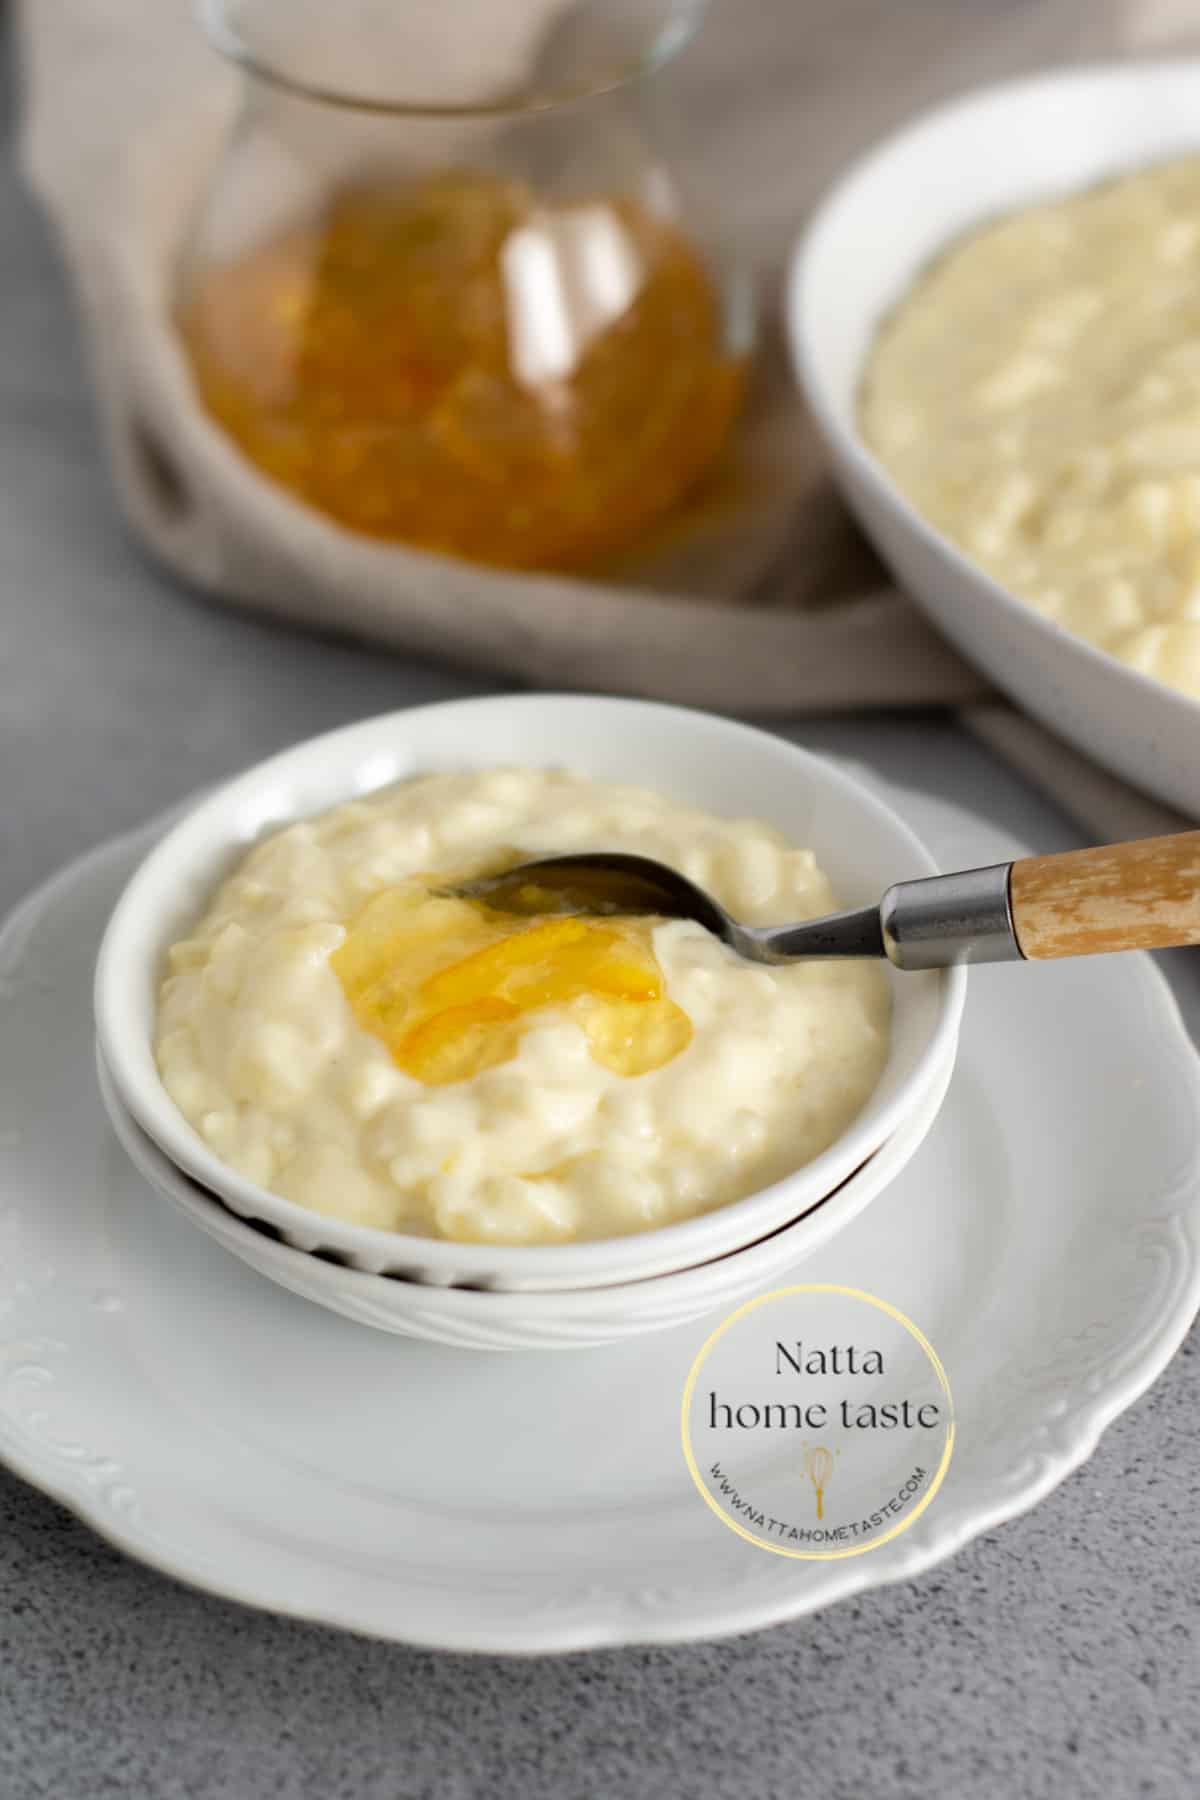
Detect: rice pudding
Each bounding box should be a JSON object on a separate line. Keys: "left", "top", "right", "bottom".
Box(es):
{"left": 862, "top": 155, "right": 1200, "bottom": 699}
{"left": 155, "top": 769, "right": 890, "bottom": 1245}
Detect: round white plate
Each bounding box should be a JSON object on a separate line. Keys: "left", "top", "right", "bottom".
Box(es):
{"left": 1, "top": 781, "right": 1197, "bottom": 1652}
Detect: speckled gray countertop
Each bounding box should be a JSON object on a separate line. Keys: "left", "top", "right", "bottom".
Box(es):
{"left": 2, "top": 10, "right": 1199, "bottom": 1799}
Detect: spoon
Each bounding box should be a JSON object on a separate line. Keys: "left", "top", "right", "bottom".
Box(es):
{"left": 452, "top": 830, "right": 1200, "bottom": 969}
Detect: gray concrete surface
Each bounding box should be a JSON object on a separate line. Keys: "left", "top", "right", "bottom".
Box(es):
{"left": 2, "top": 10, "right": 1198, "bottom": 1800}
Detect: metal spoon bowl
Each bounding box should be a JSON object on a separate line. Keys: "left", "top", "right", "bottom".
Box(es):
{"left": 453, "top": 852, "right": 930, "bottom": 967}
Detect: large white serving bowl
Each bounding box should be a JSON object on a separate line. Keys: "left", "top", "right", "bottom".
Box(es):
{"left": 96, "top": 1041, "right": 954, "bottom": 1348}
{"left": 789, "top": 62, "right": 1200, "bottom": 818}
{"left": 94, "top": 695, "right": 963, "bottom": 1292}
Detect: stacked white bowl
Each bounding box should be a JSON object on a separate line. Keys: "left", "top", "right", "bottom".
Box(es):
{"left": 94, "top": 697, "right": 964, "bottom": 1349}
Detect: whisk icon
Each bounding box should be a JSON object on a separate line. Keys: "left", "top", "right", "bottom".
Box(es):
{"left": 804, "top": 1444, "right": 835, "bottom": 1521}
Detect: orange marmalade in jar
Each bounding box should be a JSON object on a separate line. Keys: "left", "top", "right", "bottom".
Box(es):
{"left": 178, "top": 168, "right": 746, "bottom": 569}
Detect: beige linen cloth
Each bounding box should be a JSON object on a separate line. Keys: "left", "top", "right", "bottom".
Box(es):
{"left": 16, "top": 0, "right": 1197, "bottom": 838}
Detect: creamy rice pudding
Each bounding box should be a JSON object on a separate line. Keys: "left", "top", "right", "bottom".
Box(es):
{"left": 863, "top": 155, "right": 1200, "bottom": 699}
{"left": 156, "top": 770, "right": 890, "bottom": 1245}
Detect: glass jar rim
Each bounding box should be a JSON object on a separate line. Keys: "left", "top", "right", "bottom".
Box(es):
{"left": 199, "top": 0, "right": 706, "bottom": 119}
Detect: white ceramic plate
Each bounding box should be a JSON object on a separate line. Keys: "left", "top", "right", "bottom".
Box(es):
{"left": 1, "top": 779, "right": 1198, "bottom": 1651}
{"left": 790, "top": 63, "right": 1200, "bottom": 818}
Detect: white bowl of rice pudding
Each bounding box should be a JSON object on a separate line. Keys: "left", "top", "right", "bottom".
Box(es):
{"left": 94, "top": 696, "right": 963, "bottom": 1297}
{"left": 790, "top": 62, "right": 1200, "bottom": 818}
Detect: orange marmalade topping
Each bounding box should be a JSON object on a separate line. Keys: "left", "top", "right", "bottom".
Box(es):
{"left": 177, "top": 170, "right": 744, "bottom": 569}
{"left": 331, "top": 882, "right": 692, "bottom": 1086}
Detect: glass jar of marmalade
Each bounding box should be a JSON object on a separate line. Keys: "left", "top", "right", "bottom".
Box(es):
{"left": 178, "top": 0, "right": 752, "bottom": 570}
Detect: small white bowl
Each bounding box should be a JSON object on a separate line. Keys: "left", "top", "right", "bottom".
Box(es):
{"left": 94, "top": 696, "right": 963, "bottom": 1291}
{"left": 97, "top": 1041, "right": 954, "bottom": 1348}
{"left": 789, "top": 61, "right": 1200, "bottom": 819}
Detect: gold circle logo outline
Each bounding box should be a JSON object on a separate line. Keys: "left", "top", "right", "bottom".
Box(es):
{"left": 680, "top": 1283, "right": 955, "bottom": 1560}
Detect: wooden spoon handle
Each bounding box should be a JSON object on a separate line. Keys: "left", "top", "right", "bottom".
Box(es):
{"left": 1010, "top": 832, "right": 1200, "bottom": 960}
